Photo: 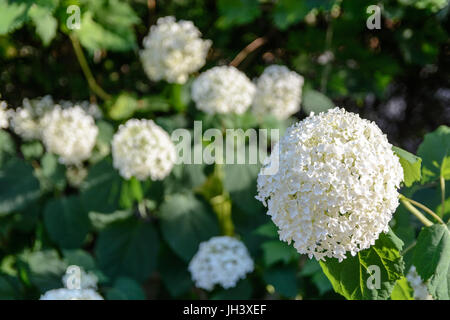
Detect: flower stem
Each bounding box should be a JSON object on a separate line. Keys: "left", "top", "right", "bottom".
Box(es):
{"left": 440, "top": 173, "right": 445, "bottom": 217}
{"left": 69, "top": 34, "right": 111, "bottom": 101}
{"left": 401, "top": 195, "right": 445, "bottom": 225}
{"left": 399, "top": 196, "right": 433, "bottom": 227}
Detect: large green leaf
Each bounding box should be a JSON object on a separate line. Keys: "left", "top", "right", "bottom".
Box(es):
{"left": 263, "top": 265, "right": 299, "bottom": 298}
{"left": 0, "top": 131, "right": 16, "bottom": 167}
{"left": 320, "top": 230, "right": 405, "bottom": 300}
{"left": 261, "top": 241, "right": 299, "bottom": 267}
{"left": 28, "top": 4, "right": 57, "bottom": 45}
{"left": 0, "top": 159, "right": 40, "bottom": 215}
{"left": 0, "top": 0, "right": 32, "bottom": 35}
{"left": 412, "top": 224, "right": 450, "bottom": 299}
{"left": 106, "top": 277, "right": 146, "bottom": 300}
{"left": 393, "top": 146, "right": 422, "bottom": 187}
{"left": 216, "top": 0, "right": 261, "bottom": 29}
{"left": 159, "top": 193, "right": 220, "bottom": 262}
{"left": 158, "top": 246, "right": 193, "bottom": 298}
{"left": 417, "top": 125, "right": 450, "bottom": 182}
{"left": 391, "top": 277, "right": 414, "bottom": 300}
{"left": 80, "top": 158, "right": 123, "bottom": 213}
{"left": 44, "top": 196, "right": 90, "bottom": 249}
{"left": 95, "top": 218, "right": 159, "bottom": 282}
{"left": 0, "top": 274, "right": 22, "bottom": 299}
{"left": 301, "top": 89, "right": 335, "bottom": 115}
{"left": 273, "top": 0, "right": 309, "bottom": 30}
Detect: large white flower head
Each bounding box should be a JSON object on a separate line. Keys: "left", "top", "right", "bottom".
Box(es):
{"left": 191, "top": 66, "right": 256, "bottom": 115}
{"left": 407, "top": 266, "right": 433, "bottom": 300}
{"left": 112, "top": 119, "right": 176, "bottom": 181}
{"left": 39, "top": 288, "right": 103, "bottom": 300}
{"left": 41, "top": 105, "right": 98, "bottom": 165}
{"left": 9, "top": 95, "right": 54, "bottom": 140}
{"left": 256, "top": 107, "right": 404, "bottom": 262}
{"left": 252, "top": 65, "right": 304, "bottom": 120}
{"left": 140, "top": 16, "right": 211, "bottom": 84}
{"left": 188, "top": 236, "right": 254, "bottom": 291}
{"left": 0, "top": 101, "right": 8, "bottom": 129}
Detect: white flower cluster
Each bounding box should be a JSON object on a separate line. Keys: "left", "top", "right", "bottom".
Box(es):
{"left": 40, "top": 288, "right": 103, "bottom": 300}
{"left": 188, "top": 236, "right": 254, "bottom": 291}
{"left": 112, "top": 119, "right": 176, "bottom": 181}
{"left": 407, "top": 266, "right": 433, "bottom": 300}
{"left": 192, "top": 66, "right": 256, "bottom": 115}
{"left": 140, "top": 16, "right": 211, "bottom": 84}
{"left": 256, "top": 108, "right": 404, "bottom": 262}
{"left": 41, "top": 106, "right": 98, "bottom": 165}
{"left": 9, "top": 95, "right": 54, "bottom": 140}
{"left": 252, "top": 65, "right": 304, "bottom": 120}
{"left": 0, "top": 101, "right": 8, "bottom": 129}
{"left": 40, "top": 266, "right": 103, "bottom": 300}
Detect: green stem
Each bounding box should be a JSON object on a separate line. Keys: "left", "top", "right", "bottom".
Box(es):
{"left": 69, "top": 34, "right": 111, "bottom": 101}
{"left": 440, "top": 173, "right": 445, "bottom": 217}
{"left": 401, "top": 195, "right": 445, "bottom": 225}
{"left": 401, "top": 241, "right": 416, "bottom": 255}
{"left": 400, "top": 196, "right": 433, "bottom": 227}
{"left": 211, "top": 163, "right": 235, "bottom": 237}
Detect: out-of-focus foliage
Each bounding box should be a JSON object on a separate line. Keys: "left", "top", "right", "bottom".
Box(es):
{"left": 0, "top": 0, "right": 449, "bottom": 300}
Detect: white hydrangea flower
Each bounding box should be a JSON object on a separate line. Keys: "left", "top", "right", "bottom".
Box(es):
{"left": 41, "top": 106, "right": 98, "bottom": 165}
{"left": 256, "top": 108, "right": 404, "bottom": 262}
{"left": 0, "top": 101, "right": 8, "bottom": 129}
{"left": 112, "top": 119, "right": 176, "bottom": 181}
{"left": 62, "top": 267, "right": 99, "bottom": 290}
{"left": 252, "top": 65, "right": 304, "bottom": 120}
{"left": 9, "top": 95, "right": 55, "bottom": 140}
{"left": 407, "top": 266, "right": 433, "bottom": 300}
{"left": 188, "top": 236, "right": 254, "bottom": 291}
{"left": 40, "top": 288, "right": 103, "bottom": 300}
{"left": 140, "top": 16, "right": 211, "bottom": 84}
{"left": 192, "top": 66, "right": 256, "bottom": 115}
{"left": 59, "top": 100, "right": 103, "bottom": 119}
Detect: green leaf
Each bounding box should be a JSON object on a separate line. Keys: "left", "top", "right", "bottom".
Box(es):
{"left": 0, "top": 159, "right": 40, "bottom": 215}
{"left": 391, "top": 277, "right": 414, "bottom": 300}
{"left": 20, "top": 141, "right": 44, "bottom": 160}
{"left": 75, "top": 0, "right": 139, "bottom": 53}
{"left": 28, "top": 4, "right": 57, "bottom": 45}
{"left": 95, "top": 219, "right": 159, "bottom": 282}
{"left": 417, "top": 125, "right": 450, "bottom": 182}
{"left": 38, "top": 152, "right": 66, "bottom": 191}
{"left": 261, "top": 241, "right": 299, "bottom": 267}
{"left": 263, "top": 265, "right": 298, "bottom": 298}
{"left": 107, "top": 93, "right": 139, "bottom": 120}
{"left": 320, "top": 229, "right": 405, "bottom": 300}
{"left": 44, "top": 196, "right": 90, "bottom": 249}
{"left": 223, "top": 163, "right": 265, "bottom": 215}
{"left": 80, "top": 158, "right": 123, "bottom": 213}
{"left": 159, "top": 193, "right": 220, "bottom": 262}
{"left": 63, "top": 249, "right": 96, "bottom": 271}
{"left": 106, "top": 277, "right": 146, "bottom": 300}
{"left": 393, "top": 146, "right": 422, "bottom": 187}
{"left": 0, "top": 131, "right": 16, "bottom": 167}
{"left": 19, "top": 250, "right": 67, "bottom": 292}
{"left": 159, "top": 247, "right": 193, "bottom": 298}
{"left": 211, "top": 279, "right": 253, "bottom": 300}
{"left": 273, "top": 0, "right": 309, "bottom": 30}
{"left": 301, "top": 89, "right": 335, "bottom": 115}
{"left": 216, "top": 0, "right": 261, "bottom": 29}
{"left": 412, "top": 224, "right": 450, "bottom": 299}
{"left": 0, "top": 274, "right": 22, "bottom": 299}
{"left": 0, "top": 0, "right": 32, "bottom": 35}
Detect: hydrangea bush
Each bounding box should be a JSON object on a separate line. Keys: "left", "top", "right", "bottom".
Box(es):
{"left": 0, "top": 0, "right": 449, "bottom": 301}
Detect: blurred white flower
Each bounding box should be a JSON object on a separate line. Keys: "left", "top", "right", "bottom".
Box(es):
{"left": 192, "top": 66, "right": 256, "bottom": 115}
{"left": 40, "top": 288, "right": 103, "bottom": 300}
{"left": 188, "top": 236, "right": 254, "bottom": 291}
{"left": 59, "top": 100, "right": 103, "bottom": 119}
{"left": 140, "top": 16, "right": 211, "bottom": 84}
{"left": 407, "top": 266, "right": 433, "bottom": 300}
{"left": 112, "top": 119, "right": 176, "bottom": 181}
{"left": 41, "top": 106, "right": 98, "bottom": 165}
{"left": 317, "top": 51, "right": 334, "bottom": 65}
{"left": 9, "top": 95, "right": 54, "bottom": 140}
{"left": 256, "top": 108, "right": 403, "bottom": 262}
{"left": 0, "top": 101, "right": 8, "bottom": 129}
{"left": 252, "top": 65, "right": 304, "bottom": 120}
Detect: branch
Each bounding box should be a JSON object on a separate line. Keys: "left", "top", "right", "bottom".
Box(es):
{"left": 229, "top": 37, "right": 267, "bottom": 68}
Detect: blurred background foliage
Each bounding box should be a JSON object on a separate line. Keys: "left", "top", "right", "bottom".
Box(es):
{"left": 0, "top": 0, "right": 449, "bottom": 300}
